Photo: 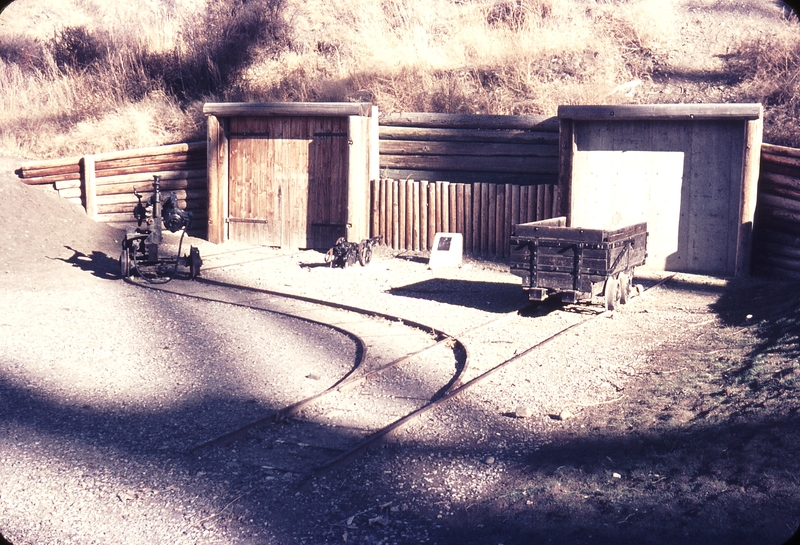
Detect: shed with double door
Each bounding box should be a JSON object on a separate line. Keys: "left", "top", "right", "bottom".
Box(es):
{"left": 557, "top": 103, "right": 763, "bottom": 277}
{"left": 204, "top": 102, "right": 378, "bottom": 249}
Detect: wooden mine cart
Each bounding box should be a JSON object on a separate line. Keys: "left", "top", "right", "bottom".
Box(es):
{"left": 510, "top": 217, "right": 647, "bottom": 310}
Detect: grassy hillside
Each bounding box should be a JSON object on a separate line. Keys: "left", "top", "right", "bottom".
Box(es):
{"left": 0, "top": 0, "right": 799, "bottom": 159}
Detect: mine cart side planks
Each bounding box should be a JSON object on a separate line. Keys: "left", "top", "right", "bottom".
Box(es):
{"left": 510, "top": 217, "right": 647, "bottom": 310}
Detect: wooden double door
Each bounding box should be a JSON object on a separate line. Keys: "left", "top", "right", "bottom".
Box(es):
{"left": 227, "top": 116, "right": 349, "bottom": 249}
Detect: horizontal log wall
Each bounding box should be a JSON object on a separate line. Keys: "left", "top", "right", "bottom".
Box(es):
{"left": 16, "top": 142, "right": 207, "bottom": 237}
{"left": 754, "top": 142, "right": 800, "bottom": 278}
{"left": 371, "top": 179, "right": 558, "bottom": 258}
{"left": 379, "top": 112, "right": 559, "bottom": 185}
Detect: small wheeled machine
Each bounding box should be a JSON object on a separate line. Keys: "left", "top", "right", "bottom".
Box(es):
{"left": 325, "top": 236, "right": 382, "bottom": 268}
{"left": 119, "top": 175, "right": 202, "bottom": 282}
{"left": 510, "top": 217, "right": 647, "bottom": 310}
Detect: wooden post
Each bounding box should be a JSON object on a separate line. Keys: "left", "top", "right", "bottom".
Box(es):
{"left": 420, "top": 181, "right": 428, "bottom": 251}
{"left": 371, "top": 179, "right": 380, "bottom": 238}
{"left": 464, "top": 184, "right": 473, "bottom": 254}
{"left": 511, "top": 184, "right": 520, "bottom": 227}
{"left": 380, "top": 179, "right": 387, "bottom": 244}
{"left": 81, "top": 155, "right": 97, "bottom": 219}
{"left": 504, "top": 184, "right": 513, "bottom": 257}
{"left": 449, "top": 182, "right": 457, "bottom": 233}
{"left": 428, "top": 181, "right": 436, "bottom": 249}
{"left": 398, "top": 179, "right": 407, "bottom": 250}
{"left": 392, "top": 180, "right": 400, "bottom": 250}
{"left": 494, "top": 184, "right": 504, "bottom": 258}
{"left": 455, "top": 184, "right": 464, "bottom": 235}
{"left": 472, "top": 183, "right": 482, "bottom": 255}
{"left": 207, "top": 114, "right": 228, "bottom": 244}
{"left": 488, "top": 184, "right": 497, "bottom": 256}
{"left": 441, "top": 181, "right": 450, "bottom": 234}
{"left": 411, "top": 181, "right": 419, "bottom": 251}
{"left": 738, "top": 112, "right": 764, "bottom": 275}
{"left": 481, "top": 183, "right": 490, "bottom": 255}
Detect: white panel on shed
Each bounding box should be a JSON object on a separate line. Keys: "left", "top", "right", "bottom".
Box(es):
{"left": 571, "top": 150, "right": 684, "bottom": 270}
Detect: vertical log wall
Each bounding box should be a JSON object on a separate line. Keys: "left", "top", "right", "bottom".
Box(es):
{"left": 371, "top": 179, "right": 558, "bottom": 258}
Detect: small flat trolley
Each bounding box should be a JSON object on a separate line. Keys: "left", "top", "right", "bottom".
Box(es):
{"left": 510, "top": 217, "right": 647, "bottom": 310}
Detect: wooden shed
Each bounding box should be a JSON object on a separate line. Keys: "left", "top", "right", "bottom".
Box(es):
{"left": 557, "top": 103, "right": 763, "bottom": 277}
{"left": 204, "top": 102, "right": 378, "bottom": 248}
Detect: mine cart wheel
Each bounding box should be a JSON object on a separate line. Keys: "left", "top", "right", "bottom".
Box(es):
{"left": 604, "top": 275, "right": 621, "bottom": 311}
{"left": 619, "top": 272, "right": 632, "bottom": 305}
{"left": 119, "top": 248, "right": 131, "bottom": 278}
{"left": 358, "top": 240, "right": 372, "bottom": 266}
{"left": 188, "top": 246, "right": 202, "bottom": 279}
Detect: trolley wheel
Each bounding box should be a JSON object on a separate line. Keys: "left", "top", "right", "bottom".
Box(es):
{"left": 358, "top": 240, "right": 372, "bottom": 266}
{"left": 324, "top": 248, "right": 335, "bottom": 267}
{"left": 604, "top": 275, "right": 620, "bottom": 311}
{"left": 188, "top": 246, "right": 202, "bottom": 279}
{"left": 619, "top": 272, "right": 632, "bottom": 305}
{"left": 119, "top": 248, "right": 131, "bottom": 278}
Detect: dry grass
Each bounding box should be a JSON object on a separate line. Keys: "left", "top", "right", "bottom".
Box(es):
{"left": 0, "top": 0, "right": 799, "bottom": 159}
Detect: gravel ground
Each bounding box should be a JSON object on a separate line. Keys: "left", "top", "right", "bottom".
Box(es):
{"left": 2, "top": 158, "right": 799, "bottom": 545}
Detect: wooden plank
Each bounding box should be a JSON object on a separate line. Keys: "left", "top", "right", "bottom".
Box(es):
{"left": 381, "top": 154, "right": 558, "bottom": 174}
{"left": 93, "top": 160, "right": 206, "bottom": 178}
{"left": 204, "top": 102, "right": 373, "bottom": 118}
{"left": 379, "top": 112, "right": 559, "bottom": 131}
{"left": 380, "top": 140, "right": 559, "bottom": 157}
{"left": 760, "top": 192, "right": 800, "bottom": 214}
{"left": 17, "top": 163, "right": 80, "bottom": 179}
{"left": 97, "top": 177, "right": 206, "bottom": 196}
{"left": 760, "top": 171, "right": 800, "bottom": 193}
{"left": 526, "top": 185, "right": 535, "bottom": 223}
{"left": 19, "top": 171, "right": 83, "bottom": 185}
{"left": 762, "top": 142, "right": 800, "bottom": 159}
{"left": 558, "top": 103, "right": 762, "bottom": 121}
{"left": 379, "top": 126, "right": 559, "bottom": 143}
{"left": 761, "top": 152, "right": 800, "bottom": 170}
{"left": 58, "top": 187, "right": 82, "bottom": 199}
{"left": 96, "top": 198, "right": 205, "bottom": 215}
{"left": 95, "top": 169, "right": 206, "bottom": 187}
{"left": 54, "top": 179, "right": 81, "bottom": 190}
{"left": 93, "top": 141, "right": 206, "bottom": 163}
{"left": 96, "top": 188, "right": 207, "bottom": 206}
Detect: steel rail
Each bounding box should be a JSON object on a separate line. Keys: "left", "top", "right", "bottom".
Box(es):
{"left": 124, "top": 268, "right": 676, "bottom": 475}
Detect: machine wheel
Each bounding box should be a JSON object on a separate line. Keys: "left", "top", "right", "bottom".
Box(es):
{"left": 358, "top": 240, "right": 372, "bottom": 266}
{"left": 119, "top": 247, "right": 131, "bottom": 278}
{"left": 188, "top": 246, "right": 202, "bottom": 279}
{"left": 619, "top": 272, "right": 632, "bottom": 305}
{"left": 604, "top": 275, "right": 620, "bottom": 311}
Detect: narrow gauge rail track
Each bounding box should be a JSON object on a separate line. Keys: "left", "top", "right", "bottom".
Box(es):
{"left": 125, "top": 255, "right": 675, "bottom": 477}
